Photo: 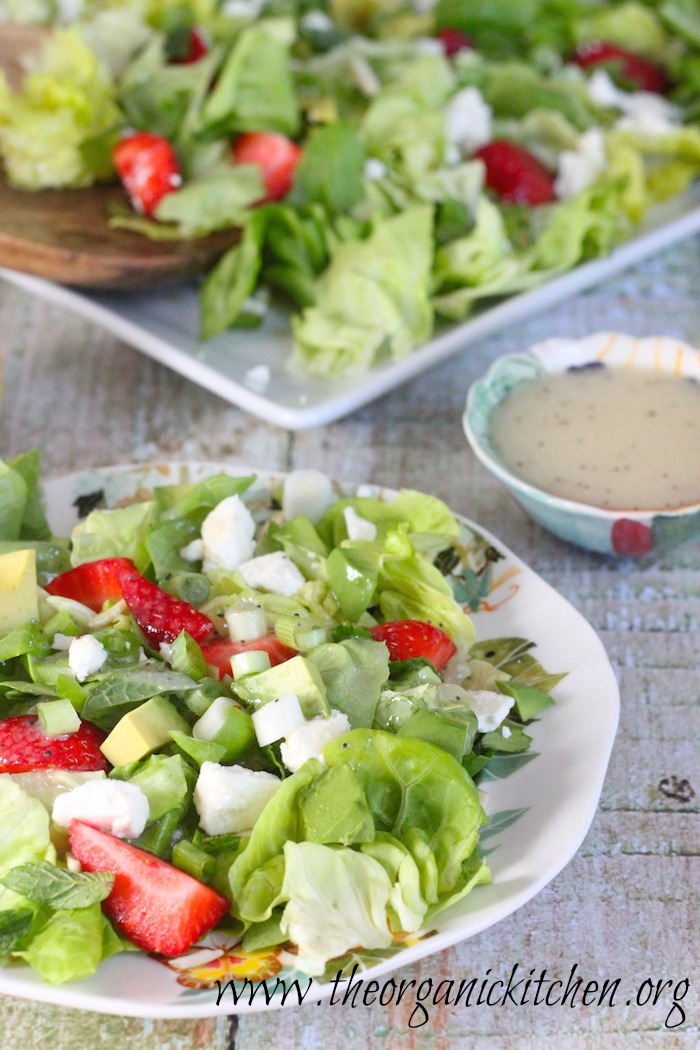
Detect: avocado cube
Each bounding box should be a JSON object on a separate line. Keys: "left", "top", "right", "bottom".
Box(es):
{"left": 0, "top": 549, "right": 39, "bottom": 635}
{"left": 100, "top": 695, "right": 190, "bottom": 767}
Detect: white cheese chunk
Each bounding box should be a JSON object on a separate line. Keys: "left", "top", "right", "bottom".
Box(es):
{"left": 52, "top": 779, "right": 149, "bottom": 839}
{"left": 193, "top": 762, "right": 281, "bottom": 835}
{"left": 237, "top": 551, "right": 305, "bottom": 597}
{"left": 445, "top": 87, "right": 492, "bottom": 155}
{"left": 364, "top": 157, "right": 388, "bottom": 181}
{"left": 343, "top": 506, "right": 377, "bottom": 542}
{"left": 282, "top": 469, "right": 334, "bottom": 524}
{"left": 200, "top": 495, "right": 256, "bottom": 573}
{"left": 280, "top": 711, "right": 352, "bottom": 773}
{"left": 180, "top": 539, "right": 203, "bottom": 562}
{"left": 68, "top": 634, "right": 107, "bottom": 681}
{"left": 244, "top": 364, "right": 271, "bottom": 392}
{"left": 554, "top": 127, "right": 606, "bottom": 200}
{"left": 586, "top": 69, "right": 681, "bottom": 131}
{"left": 252, "top": 693, "right": 306, "bottom": 747}
{"left": 465, "top": 690, "right": 515, "bottom": 733}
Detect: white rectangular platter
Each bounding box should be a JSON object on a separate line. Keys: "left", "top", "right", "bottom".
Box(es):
{"left": 2, "top": 184, "right": 700, "bottom": 430}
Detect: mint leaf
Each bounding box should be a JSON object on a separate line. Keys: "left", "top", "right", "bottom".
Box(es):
{"left": 82, "top": 662, "right": 200, "bottom": 729}
{"left": 1, "top": 863, "right": 114, "bottom": 909}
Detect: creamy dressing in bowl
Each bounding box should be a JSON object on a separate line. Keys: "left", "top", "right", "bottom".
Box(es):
{"left": 488, "top": 366, "right": 700, "bottom": 511}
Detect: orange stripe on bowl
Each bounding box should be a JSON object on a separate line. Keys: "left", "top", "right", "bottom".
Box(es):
{"left": 675, "top": 345, "right": 684, "bottom": 376}
{"left": 623, "top": 337, "right": 640, "bottom": 368}
{"left": 595, "top": 333, "right": 619, "bottom": 360}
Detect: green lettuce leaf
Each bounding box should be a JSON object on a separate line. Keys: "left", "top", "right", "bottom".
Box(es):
{"left": 69, "top": 501, "right": 158, "bottom": 573}
{"left": 200, "top": 25, "right": 300, "bottom": 137}
{"left": 308, "top": 637, "right": 390, "bottom": 728}
{"left": 291, "top": 205, "right": 434, "bottom": 376}
{"left": 279, "top": 840, "right": 393, "bottom": 975}
{"left": 0, "top": 27, "right": 120, "bottom": 189}
{"left": 323, "top": 729, "right": 486, "bottom": 894}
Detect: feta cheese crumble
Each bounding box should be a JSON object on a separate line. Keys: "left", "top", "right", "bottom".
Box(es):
{"left": 554, "top": 127, "right": 607, "bottom": 200}
{"left": 244, "top": 364, "right": 271, "bottom": 393}
{"left": 199, "top": 494, "right": 256, "bottom": 573}
{"left": 280, "top": 710, "right": 352, "bottom": 773}
{"left": 238, "top": 551, "right": 306, "bottom": 596}
{"left": 343, "top": 506, "right": 377, "bottom": 541}
{"left": 282, "top": 469, "right": 334, "bottom": 524}
{"left": 53, "top": 779, "right": 149, "bottom": 839}
{"left": 445, "top": 87, "right": 492, "bottom": 155}
{"left": 194, "top": 762, "right": 281, "bottom": 834}
{"left": 586, "top": 70, "right": 681, "bottom": 133}
{"left": 465, "top": 690, "right": 515, "bottom": 733}
{"left": 68, "top": 634, "right": 107, "bottom": 681}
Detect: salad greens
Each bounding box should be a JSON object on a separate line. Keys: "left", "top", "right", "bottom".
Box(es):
{"left": 2, "top": 0, "right": 700, "bottom": 374}
{"left": 0, "top": 453, "right": 565, "bottom": 984}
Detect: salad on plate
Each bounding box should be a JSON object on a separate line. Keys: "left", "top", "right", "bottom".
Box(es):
{"left": 2, "top": 0, "right": 700, "bottom": 375}
{"left": 0, "top": 451, "right": 565, "bottom": 988}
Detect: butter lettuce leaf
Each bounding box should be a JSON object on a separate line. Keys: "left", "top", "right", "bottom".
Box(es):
{"left": 0, "top": 27, "right": 120, "bottom": 189}
{"left": 290, "top": 205, "right": 434, "bottom": 376}
{"left": 279, "top": 841, "right": 393, "bottom": 976}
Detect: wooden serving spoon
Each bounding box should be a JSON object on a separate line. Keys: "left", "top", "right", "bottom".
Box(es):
{"left": 0, "top": 25, "right": 240, "bottom": 290}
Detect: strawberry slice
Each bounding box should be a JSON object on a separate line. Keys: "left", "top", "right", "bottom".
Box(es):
{"left": 369, "top": 620, "right": 457, "bottom": 670}
{"left": 436, "top": 27, "right": 473, "bottom": 57}
{"left": 45, "top": 557, "right": 136, "bottom": 612}
{"left": 231, "top": 131, "right": 302, "bottom": 202}
{"left": 572, "top": 41, "right": 670, "bottom": 94}
{"left": 173, "top": 27, "right": 209, "bottom": 64}
{"left": 0, "top": 715, "right": 108, "bottom": 774}
{"left": 200, "top": 635, "right": 296, "bottom": 679}
{"left": 117, "top": 566, "right": 214, "bottom": 647}
{"left": 113, "top": 132, "right": 182, "bottom": 218}
{"left": 69, "top": 821, "right": 230, "bottom": 956}
{"left": 473, "top": 140, "right": 555, "bottom": 205}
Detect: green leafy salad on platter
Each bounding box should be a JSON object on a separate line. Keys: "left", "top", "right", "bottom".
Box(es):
{"left": 0, "top": 452, "right": 564, "bottom": 985}
{"left": 2, "top": 0, "right": 700, "bottom": 374}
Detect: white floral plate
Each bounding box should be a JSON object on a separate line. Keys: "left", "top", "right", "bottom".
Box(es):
{"left": 0, "top": 462, "right": 620, "bottom": 1017}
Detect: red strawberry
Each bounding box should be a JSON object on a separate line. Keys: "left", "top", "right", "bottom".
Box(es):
{"left": 117, "top": 566, "right": 213, "bottom": 647}
{"left": 610, "top": 518, "right": 654, "bottom": 557}
{"left": 69, "top": 821, "right": 230, "bottom": 956}
{"left": 173, "top": 27, "right": 209, "bottom": 64}
{"left": 370, "top": 620, "right": 457, "bottom": 670}
{"left": 231, "top": 132, "right": 302, "bottom": 202}
{"left": 0, "top": 715, "right": 108, "bottom": 774}
{"left": 473, "top": 140, "right": 555, "bottom": 205}
{"left": 113, "top": 132, "right": 182, "bottom": 218}
{"left": 436, "top": 27, "right": 473, "bottom": 57}
{"left": 572, "top": 41, "right": 670, "bottom": 94}
{"left": 200, "top": 635, "right": 296, "bottom": 679}
{"left": 45, "top": 558, "right": 136, "bottom": 612}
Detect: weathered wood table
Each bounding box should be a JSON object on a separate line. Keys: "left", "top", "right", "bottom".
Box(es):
{"left": 0, "top": 239, "right": 698, "bottom": 1049}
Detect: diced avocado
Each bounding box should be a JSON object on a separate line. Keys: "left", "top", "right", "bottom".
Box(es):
{"left": 100, "top": 695, "right": 190, "bottom": 766}
{"left": 0, "top": 548, "right": 39, "bottom": 635}
{"left": 234, "top": 654, "right": 330, "bottom": 719}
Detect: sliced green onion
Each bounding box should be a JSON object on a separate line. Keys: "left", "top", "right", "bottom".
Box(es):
{"left": 172, "top": 840, "right": 216, "bottom": 882}
{"left": 37, "top": 697, "right": 81, "bottom": 737}
{"left": 225, "top": 600, "right": 268, "bottom": 642}
{"left": 192, "top": 696, "right": 236, "bottom": 742}
{"left": 230, "top": 650, "right": 271, "bottom": 678}
{"left": 274, "top": 613, "right": 305, "bottom": 649}
{"left": 293, "top": 626, "right": 330, "bottom": 651}
{"left": 177, "top": 572, "right": 211, "bottom": 606}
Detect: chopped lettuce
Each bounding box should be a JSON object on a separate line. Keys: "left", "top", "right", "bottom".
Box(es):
{"left": 290, "top": 205, "right": 434, "bottom": 376}
{"left": 0, "top": 27, "right": 120, "bottom": 189}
